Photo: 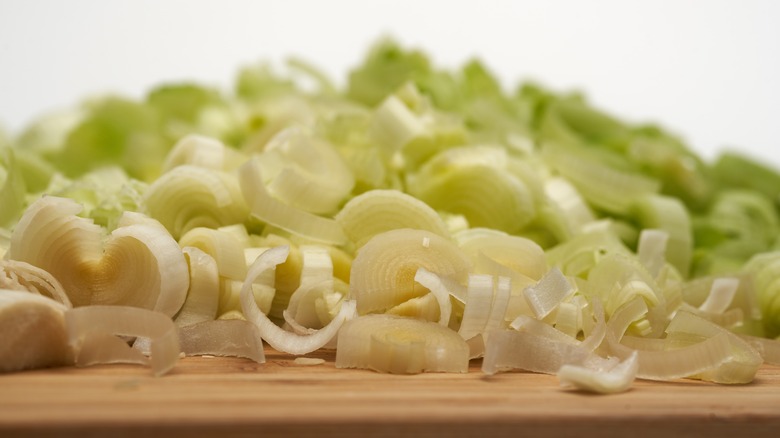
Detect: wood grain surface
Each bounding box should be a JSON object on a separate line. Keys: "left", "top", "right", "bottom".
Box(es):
{"left": 2, "top": 347, "right": 779, "bottom": 437}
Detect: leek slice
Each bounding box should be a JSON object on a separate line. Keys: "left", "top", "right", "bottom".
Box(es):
{"left": 163, "top": 134, "right": 246, "bottom": 172}
{"left": 9, "top": 196, "right": 189, "bottom": 317}
{"left": 239, "top": 156, "right": 347, "bottom": 245}
{"left": 66, "top": 305, "right": 179, "bottom": 376}
{"left": 458, "top": 274, "right": 495, "bottom": 340}
{"left": 1, "top": 260, "right": 71, "bottom": 307}
{"left": 259, "top": 127, "right": 354, "bottom": 215}
{"left": 349, "top": 228, "right": 471, "bottom": 314}
{"left": 408, "top": 146, "right": 535, "bottom": 234}
{"left": 143, "top": 165, "right": 248, "bottom": 239}
{"left": 179, "top": 227, "right": 248, "bottom": 281}
{"left": 284, "top": 246, "right": 344, "bottom": 329}
{"left": 558, "top": 351, "right": 638, "bottom": 394}
{"left": 0, "top": 291, "right": 73, "bottom": 372}
{"left": 335, "top": 189, "right": 451, "bottom": 249}
{"left": 179, "top": 319, "right": 265, "bottom": 363}
{"left": 413, "top": 267, "right": 456, "bottom": 326}
{"left": 335, "top": 314, "right": 469, "bottom": 374}
{"left": 174, "top": 247, "right": 220, "bottom": 327}
{"left": 523, "top": 267, "right": 574, "bottom": 319}
{"left": 698, "top": 277, "right": 739, "bottom": 314}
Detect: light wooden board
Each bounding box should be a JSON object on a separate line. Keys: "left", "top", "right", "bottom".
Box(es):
{"left": 2, "top": 348, "right": 779, "bottom": 437}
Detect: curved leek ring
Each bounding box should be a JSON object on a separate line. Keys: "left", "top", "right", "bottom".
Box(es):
{"left": 335, "top": 314, "right": 469, "bottom": 374}
{"left": 0, "top": 291, "right": 72, "bottom": 372}
{"left": 349, "top": 228, "right": 471, "bottom": 314}
{"left": 178, "top": 227, "right": 247, "bottom": 281}
{"left": 1, "top": 260, "right": 71, "bottom": 308}
{"left": 259, "top": 127, "right": 354, "bottom": 215}
{"left": 409, "top": 146, "right": 535, "bottom": 234}
{"left": 335, "top": 189, "right": 451, "bottom": 249}
{"left": 9, "top": 196, "right": 189, "bottom": 317}
{"left": 174, "top": 247, "right": 220, "bottom": 327}
{"left": 66, "top": 305, "right": 179, "bottom": 376}
{"left": 143, "top": 165, "right": 248, "bottom": 240}
{"left": 163, "top": 134, "right": 246, "bottom": 172}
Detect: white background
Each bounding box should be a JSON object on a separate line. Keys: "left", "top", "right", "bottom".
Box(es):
{"left": 1, "top": 0, "right": 778, "bottom": 168}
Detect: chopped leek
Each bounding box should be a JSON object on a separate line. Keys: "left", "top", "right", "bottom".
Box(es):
{"left": 1, "top": 38, "right": 779, "bottom": 392}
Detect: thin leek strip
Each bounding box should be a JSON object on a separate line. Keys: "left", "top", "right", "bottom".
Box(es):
{"left": 554, "top": 301, "right": 580, "bottom": 339}
{"left": 9, "top": 196, "right": 189, "bottom": 317}
{"left": 220, "top": 273, "right": 276, "bottom": 317}
{"left": 484, "top": 276, "right": 512, "bottom": 334}
{"left": 179, "top": 319, "right": 265, "bottom": 363}
{"left": 586, "top": 252, "right": 662, "bottom": 319}
{"left": 580, "top": 299, "right": 607, "bottom": 352}
{"left": 349, "top": 228, "right": 471, "bottom": 314}
{"left": 413, "top": 267, "right": 454, "bottom": 326}
{"left": 174, "top": 247, "right": 220, "bottom": 327}
{"left": 1, "top": 260, "right": 72, "bottom": 308}
{"left": 335, "top": 314, "right": 469, "bottom": 374}
{"left": 666, "top": 311, "right": 762, "bottom": 384}
{"left": 255, "top": 234, "right": 304, "bottom": 320}
{"left": 676, "top": 303, "right": 744, "bottom": 329}
{"left": 0, "top": 291, "right": 73, "bottom": 372}
{"left": 509, "top": 315, "right": 582, "bottom": 345}
{"left": 634, "top": 333, "right": 733, "bottom": 381}
{"left": 631, "top": 194, "right": 692, "bottom": 278}
{"left": 740, "top": 334, "right": 780, "bottom": 365}
{"left": 78, "top": 333, "right": 150, "bottom": 367}
{"left": 605, "top": 299, "right": 745, "bottom": 382}
{"left": 523, "top": 267, "right": 574, "bottom": 319}
{"left": 544, "top": 229, "right": 629, "bottom": 278}
{"left": 284, "top": 279, "right": 338, "bottom": 329}
{"left": 557, "top": 351, "right": 638, "bottom": 394}
{"left": 605, "top": 297, "right": 649, "bottom": 352}
{"left": 481, "top": 327, "right": 590, "bottom": 375}
{"left": 458, "top": 274, "right": 494, "bottom": 340}
{"left": 179, "top": 227, "right": 248, "bottom": 281}
{"left": 698, "top": 277, "right": 739, "bottom": 314}
{"left": 239, "top": 157, "right": 347, "bottom": 245}
{"left": 285, "top": 246, "right": 338, "bottom": 328}
{"left": 65, "top": 305, "right": 179, "bottom": 376}
{"left": 335, "top": 189, "right": 451, "bottom": 249}
{"left": 240, "top": 246, "right": 356, "bottom": 355}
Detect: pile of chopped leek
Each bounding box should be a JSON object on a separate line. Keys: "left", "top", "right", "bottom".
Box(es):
{"left": 2, "top": 39, "right": 780, "bottom": 393}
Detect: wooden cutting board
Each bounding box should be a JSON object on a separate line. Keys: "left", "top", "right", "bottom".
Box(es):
{"left": 2, "top": 347, "right": 779, "bottom": 437}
